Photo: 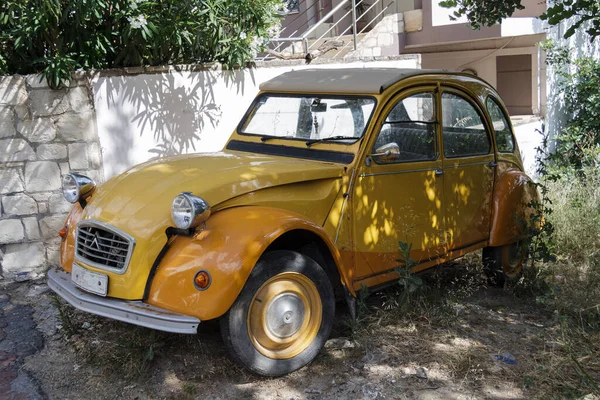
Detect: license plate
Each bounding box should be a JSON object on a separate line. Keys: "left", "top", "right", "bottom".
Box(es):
{"left": 72, "top": 263, "right": 108, "bottom": 296}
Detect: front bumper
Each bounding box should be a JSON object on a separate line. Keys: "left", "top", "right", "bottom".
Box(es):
{"left": 48, "top": 269, "right": 200, "bottom": 334}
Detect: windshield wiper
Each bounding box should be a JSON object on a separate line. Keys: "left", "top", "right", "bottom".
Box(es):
{"left": 260, "top": 135, "right": 295, "bottom": 142}
{"left": 305, "top": 136, "right": 358, "bottom": 147}
{"left": 384, "top": 120, "right": 438, "bottom": 125}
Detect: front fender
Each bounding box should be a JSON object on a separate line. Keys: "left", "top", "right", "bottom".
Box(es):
{"left": 489, "top": 166, "right": 539, "bottom": 247}
{"left": 146, "top": 206, "right": 348, "bottom": 321}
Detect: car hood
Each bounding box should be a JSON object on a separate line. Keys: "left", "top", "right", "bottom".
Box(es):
{"left": 82, "top": 150, "right": 344, "bottom": 240}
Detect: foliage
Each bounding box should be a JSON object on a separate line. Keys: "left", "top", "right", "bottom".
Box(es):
{"left": 394, "top": 240, "right": 424, "bottom": 310}
{"left": 540, "top": 40, "right": 600, "bottom": 171}
{"left": 543, "top": 0, "right": 600, "bottom": 41}
{"left": 439, "top": 0, "right": 600, "bottom": 42}
{"left": 438, "top": 0, "right": 524, "bottom": 30}
{"left": 0, "top": 0, "right": 281, "bottom": 88}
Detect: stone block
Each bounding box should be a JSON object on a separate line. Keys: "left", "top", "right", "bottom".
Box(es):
{"left": 359, "top": 48, "right": 373, "bottom": 57}
{"left": 17, "top": 118, "right": 57, "bottom": 143}
{"left": 378, "top": 33, "right": 393, "bottom": 47}
{"left": 59, "top": 162, "right": 70, "bottom": 174}
{"left": 365, "top": 38, "right": 377, "bottom": 48}
{"left": 23, "top": 217, "right": 41, "bottom": 240}
{"left": 47, "top": 244, "right": 60, "bottom": 266}
{"left": 14, "top": 105, "right": 30, "bottom": 121}
{"left": 68, "top": 143, "right": 89, "bottom": 169}
{"left": 36, "top": 143, "right": 68, "bottom": 160}
{"left": 0, "top": 107, "right": 16, "bottom": 139}
{"left": 56, "top": 111, "right": 95, "bottom": 141}
{"left": 404, "top": 9, "right": 422, "bottom": 33}
{"left": 0, "top": 169, "right": 24, "bottom": 194}
{"left": 30, "top": 88, "right": 71, "bottom": 117}
{"left": 88, "top": 142, "right": 102, "bottom": 169}
{"left": 1, "top": 242, "right": 46, "bottom": 277}
{"left": 40, "top": 214, "right": 66, "bottom": 240}
{"left": 26, "top": 74, "right": 49, "bottom": 89}
{"left": 2, "top": 194, "right": 38, "bottom": 215}
{"left": 68, "top": 86, "right": 92, "bottom": 113}
{"left": 38, "top": 202, "right": 48, "bottom": 214}
{"left": 0, "top": 75, "right": 28, "bottom": 106}
{"left": 0, "top": 139, "right": 36, "bottom": 162}
{"left": 29, "top": 192, "right": 53, "bottom": 201}
{"left": 25, "top": 161, "right": 61, "bottom": 192}
{"left": 373, "top": 47, "right": 382, "bottom": 57}
{"left": 0, "top": 219, "right": 25, "bottom": 243}
{"left": 49, "top": 193, "right": 72, "bottom": 214}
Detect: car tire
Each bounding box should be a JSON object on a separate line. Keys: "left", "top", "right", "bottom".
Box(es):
{"left": 482, "top": 241, "right": 529, "bottom": 287}
{"left": 220, "top": 250, "right": 335, "bottom": 377}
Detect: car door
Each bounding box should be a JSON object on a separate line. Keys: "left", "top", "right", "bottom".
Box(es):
{"left": 352, "top": 88, "right": 446, "bottom": 286}
{"left": 440, "top": 89, "right": 496, "bottom": 250}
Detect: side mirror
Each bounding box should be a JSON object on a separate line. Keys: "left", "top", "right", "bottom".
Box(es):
{"left": 368, "top": 142, "right": 400, "bottom": 163}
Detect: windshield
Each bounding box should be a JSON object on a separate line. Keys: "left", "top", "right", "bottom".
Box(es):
{"left": 239, "top": 94, "right": 376, "bottom": 143}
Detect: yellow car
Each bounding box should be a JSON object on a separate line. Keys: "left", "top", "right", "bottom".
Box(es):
{"left": 48, "top": 68, "right": 538, "bottom": 376}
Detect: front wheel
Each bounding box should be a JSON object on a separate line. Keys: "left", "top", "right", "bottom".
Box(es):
{"left": 483, "top": 241, "right": 529, "bottom": 287}
{"left": 220, "top": 250, "right": 335, "bottom": 376}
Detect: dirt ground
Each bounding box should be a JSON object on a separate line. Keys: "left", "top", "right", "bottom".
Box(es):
{"left": 1, "top": 260, "right": 595, "bottom": 400}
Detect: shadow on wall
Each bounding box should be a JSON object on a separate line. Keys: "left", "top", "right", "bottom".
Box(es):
{"left": 96, "top": 67, "right": 256, "bottom": 178}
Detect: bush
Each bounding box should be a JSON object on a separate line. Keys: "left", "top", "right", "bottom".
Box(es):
{"left": 0, "top": 0, "right": 281, "bottom": 88}
{"left": 541, "top": 40, "right": 600, "bottom": 171}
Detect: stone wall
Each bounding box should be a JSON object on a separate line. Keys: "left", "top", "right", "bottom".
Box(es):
{"left": 0, "top": 75, "right": 103, "bottom": 281}
{"left": 345, "top": 13, "right": 404, "bottom": 58}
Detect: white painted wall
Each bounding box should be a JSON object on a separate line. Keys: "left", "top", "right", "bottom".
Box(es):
{"left": 421, "top": 46, "right": 545, "bottom": 115}
{"left": 92, "top": 58, "right": 421, "bottom": 179}
{"left": 512, "top": 117, "right": 544, "bottom": 176}
{"left": 545, "top": 19, "right": 600, "bottom": 143}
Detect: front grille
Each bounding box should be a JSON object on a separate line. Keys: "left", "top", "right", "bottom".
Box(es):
{"left": 75, "top": 221, "right": 135, "bottom": 274}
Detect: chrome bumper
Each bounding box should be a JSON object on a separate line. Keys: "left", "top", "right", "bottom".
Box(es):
{"left": 47, "top": 269, "right": 200, "bottom": 334}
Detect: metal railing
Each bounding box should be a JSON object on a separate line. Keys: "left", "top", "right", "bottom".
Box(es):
{"left": 260, "top": 0, "right": 395, "bottom": 60}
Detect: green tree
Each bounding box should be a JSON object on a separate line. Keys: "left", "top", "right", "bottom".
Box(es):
{"left": 0, "top": 0, "right": 281, "bottom": 88}
{"left": 438, "top": 0, "right": 600, "bottom": 41}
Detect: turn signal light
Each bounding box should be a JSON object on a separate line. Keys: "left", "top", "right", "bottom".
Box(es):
{"left": 194, "top": 270, "right": 211, "bottom": 290}
{"left": 58, "top": 225, "right": 68, "bottom": 241}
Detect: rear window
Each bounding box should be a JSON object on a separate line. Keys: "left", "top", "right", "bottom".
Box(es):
{"left": 486, "top": 97, "right": 515, "bottom": 153}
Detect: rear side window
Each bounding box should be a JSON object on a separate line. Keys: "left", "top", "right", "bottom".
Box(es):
{"left": 373, "top": 92, "right": 437, "bottom": 163}
{"left": 441, "top": 93, "right": 491, "bottom": 158}
{"left": 486, "top": 97, "right": 515, "bottom": 153}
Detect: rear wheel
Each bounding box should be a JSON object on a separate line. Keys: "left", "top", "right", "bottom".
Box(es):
{"left": 220, "top": 250, "right": 335, "bottom": 376}
{"left": 483, "top": 241, "right": 529, "bottom": 287}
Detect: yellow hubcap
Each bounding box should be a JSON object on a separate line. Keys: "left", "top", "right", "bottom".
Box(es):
{"left": 247, "top": 272, "right": 322, "bottom": 360}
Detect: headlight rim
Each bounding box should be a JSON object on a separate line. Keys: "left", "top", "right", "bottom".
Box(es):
{"left": 171, "top": 192, "right": 211, "bottom": 230}
{"left": 62, "top": 172, "right": 96, "bottom": 204}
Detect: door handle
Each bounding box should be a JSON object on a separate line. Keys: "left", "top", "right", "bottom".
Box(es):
{"left": 488, "top": 161, "right": 499, "bottom": 168}
{"left": 435, "top": 168, "right": 444, "bottom": 176}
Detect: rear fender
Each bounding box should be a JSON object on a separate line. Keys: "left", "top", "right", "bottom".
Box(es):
{"left": 489, "top": 166, "right": 540, "bottom": 247}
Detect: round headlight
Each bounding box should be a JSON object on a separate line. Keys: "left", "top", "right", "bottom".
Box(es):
{"left": 62, "top": 173, "right": 96, "bottom": 204}
{"left": 171, "top": 193, "right": 211, "bottom": 230}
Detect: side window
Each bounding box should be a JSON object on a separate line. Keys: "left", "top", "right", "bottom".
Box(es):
{"left": 441, "top": 93, "right": 491, "bottom": 158}
{"left": 486, "top": 97, "right": 515, "bottom": 153}
{"left": 373, "top": 92, "right": 436, "bottom": 163}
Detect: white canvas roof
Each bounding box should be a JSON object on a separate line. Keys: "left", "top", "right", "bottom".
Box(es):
{"left": 259, "top": 68, "right": 443, "bottom": 94}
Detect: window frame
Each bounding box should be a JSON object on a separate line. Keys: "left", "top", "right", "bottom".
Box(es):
{"left": 370, "top": 88, "right": 439, "bottom": 165}
{"left": 485, "top": 95, "right": 516, "bottom": 154}
{"left": 440, "top": 89, "right": 494, "bottom": 159}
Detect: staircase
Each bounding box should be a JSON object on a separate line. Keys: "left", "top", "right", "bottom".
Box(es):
{"left": 258, "top": 0, "right": 398, "bottom": 61}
